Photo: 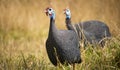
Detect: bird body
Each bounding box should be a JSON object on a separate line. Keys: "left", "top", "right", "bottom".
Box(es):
{"left": 75, "top": 20, "right": 111, "bottom": 43}
{"left": 64, "top": 9, "right": 111, "bottom": 46}
{"left": 45, "top": 8, "right": 81, "bottom": 67}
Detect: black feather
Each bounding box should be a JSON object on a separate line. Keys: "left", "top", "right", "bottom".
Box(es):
{"left": 65, "top": 18, "right": 111, "bottom": 46}
{"left": 46, "top": 17, "right": 81, "bottom": 66}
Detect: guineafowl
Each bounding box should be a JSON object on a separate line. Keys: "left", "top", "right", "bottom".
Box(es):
{"left": 45, "top": 7, "right": 81, "bottom": 70}
{"left": 64, "top": 8, "right": 111, "bottom": 47}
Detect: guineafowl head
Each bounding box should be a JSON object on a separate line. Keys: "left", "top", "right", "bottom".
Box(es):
{"left": 64, "top": 8, "right": 71, "bottom": 19}
{"left": 45, "top": 7, "right": 55, "bottom": 19}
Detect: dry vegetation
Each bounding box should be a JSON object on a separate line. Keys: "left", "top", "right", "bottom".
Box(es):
{"left": 0, "top": 0, "right": 120, "bottom": 70}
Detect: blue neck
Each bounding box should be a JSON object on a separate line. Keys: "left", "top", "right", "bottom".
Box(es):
{"left": 50, "top": 12, "right": 55, "bottom": 19}
{"left": 66, "top": 15, "right": 71, "bottom": 19}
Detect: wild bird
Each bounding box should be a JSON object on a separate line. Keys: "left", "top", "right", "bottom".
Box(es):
{"left": 45, "top": 7, "right": 81, "bottom": 70}
{"left": 64, "top": 8, "right": 111, "bottom": 47}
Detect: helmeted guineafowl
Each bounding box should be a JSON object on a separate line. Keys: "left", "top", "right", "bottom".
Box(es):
{"left": 45, "top": 7, "right": 81, "bottom": 70}
{"left": 64, "top": 8, "right": 111, "bottom": 47}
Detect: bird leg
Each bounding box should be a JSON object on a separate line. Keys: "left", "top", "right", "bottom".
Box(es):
{"left": 73, "top": 64, "right": 75, "bottom": 70}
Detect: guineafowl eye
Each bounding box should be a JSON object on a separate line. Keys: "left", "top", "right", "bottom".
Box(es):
{"left": 48, "top": 8, "right": 54, "bottom": 15}
{"left": 49, "top": 8, "right": 52, "bottom": 11}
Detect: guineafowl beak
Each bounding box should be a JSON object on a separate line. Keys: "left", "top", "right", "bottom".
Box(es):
{"left": 45, "top": 7, "right": 50, "bottom": 16}
{"left": 45, "top": 10, "right": 48, "bottom": 16}
{"left": 63, "top": 9, "right": 66, "bottom": 14}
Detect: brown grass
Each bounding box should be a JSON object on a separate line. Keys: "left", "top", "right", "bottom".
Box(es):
{"left": 0, "top": 0, "right": 120, "bottom": 70}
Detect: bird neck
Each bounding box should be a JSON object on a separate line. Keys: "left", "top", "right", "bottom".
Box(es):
{"left": 66, "top": 15, "right": 71, "bottom": 19}
{"left": 65, "top": 18, "right": 74, "bottom": 30}
{"left": 50, "top": 12, "right": 55, "bottom": 19}
{"left": 66, "top": 18, "right": 71, "bottom": 24}
{"left": 48, "top": 18, "right": 58, "bottom": 37}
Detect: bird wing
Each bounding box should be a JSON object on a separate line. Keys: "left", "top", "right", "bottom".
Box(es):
{"left": 46, "top": 40, "right": 57, "bottom": 66}
{"left": 57, "top": 30, "right": 80, "bottom": 49}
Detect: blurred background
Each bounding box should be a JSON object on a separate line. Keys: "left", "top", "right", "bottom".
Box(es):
{"left": 0, "top": 0, "right": 120, "bottom": 69}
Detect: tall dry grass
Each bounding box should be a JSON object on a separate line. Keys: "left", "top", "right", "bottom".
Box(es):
{"left": 0, "top": 0, "right": 120, "bottom": 70}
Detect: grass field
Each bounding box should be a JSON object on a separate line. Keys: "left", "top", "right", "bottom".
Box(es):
{"left": 0, "top": 0, "right": 120, "bottom": 70}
